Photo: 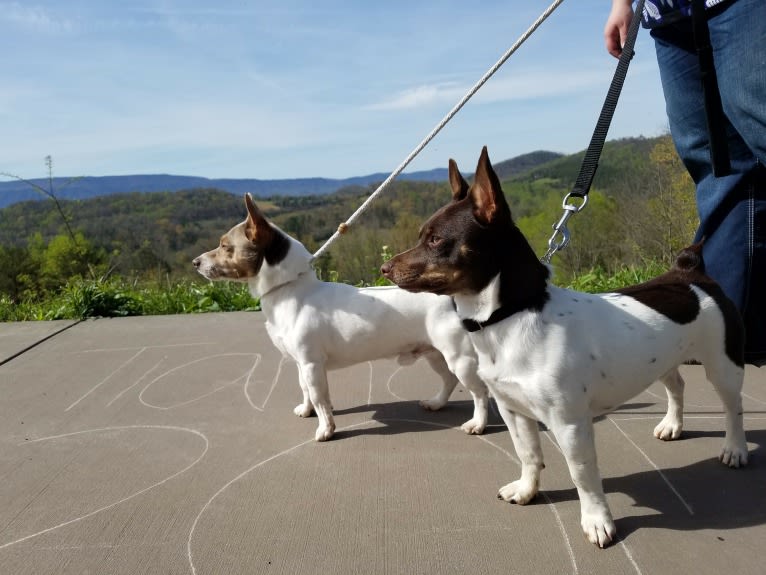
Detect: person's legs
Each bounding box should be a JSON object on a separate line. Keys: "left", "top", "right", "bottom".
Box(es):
{"left": 710, "top": 0, "right": 766, "bottom": 164}
{"left": 708, "top": 0, "right": 766, "bottom": 365}
{"left": 651, "top": 2, "right": 766, "bottom": 364}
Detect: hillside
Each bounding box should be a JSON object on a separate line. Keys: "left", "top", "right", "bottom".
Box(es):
{"left": 492, "top": 150, "right": 565, "bottom": 180}
{"left": 0, "top": 171, "right": 429, "bottom": 209}
{"left": 0, "top": 151, "right": 565, "bottom": 210}
{"left": 0, "top": 136, "right": 682, "bottom": 287}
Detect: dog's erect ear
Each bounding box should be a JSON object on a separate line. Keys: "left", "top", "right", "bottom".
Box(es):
{"left": 244, "top": 193, "right": 272, "bottom": 243}
{"left": 470, "top": 146, "right": 508, "bottom": 225}
{"left": 448, "top": 158, "right": 469, "bottom": 201}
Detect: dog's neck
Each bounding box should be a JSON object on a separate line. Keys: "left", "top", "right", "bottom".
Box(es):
{"left": 250, "top": 234, "right": 317, "bottom": 299}
{"left": 453, "top": 274, "right": 503, "bottom": 330}
{"left": 452, "top": 234, "right": 551, "bottom": 332}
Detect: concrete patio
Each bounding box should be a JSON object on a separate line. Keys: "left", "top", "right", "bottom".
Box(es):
{"left": 1, "top": 312, "right": 764, "bottom": 574}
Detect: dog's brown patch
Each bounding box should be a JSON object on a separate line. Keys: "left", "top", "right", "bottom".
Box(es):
{"left": 616, "top": 243, "right": 744, "bottom": 367}
{"left": 245, "top": 194, "right": 290, "bottom": 266}
{"left": 616, "top": 282, "right": 700, "bottom": 324}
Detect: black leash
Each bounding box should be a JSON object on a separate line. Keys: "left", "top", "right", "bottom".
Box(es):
{"left": 572, "top": 0, "right": 646, "bottom": 199}
{"left": 542, "top": 0, "right": 646, "bottom": 263}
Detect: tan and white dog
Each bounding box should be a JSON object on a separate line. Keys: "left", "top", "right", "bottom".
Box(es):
{"left": 382, "top": 147, "right": 749, "bottom": 547}
{"left": 193, "top": 194, "right": 489, "bottom": 441}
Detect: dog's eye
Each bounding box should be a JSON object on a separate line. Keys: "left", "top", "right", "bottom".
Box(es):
{"left": 428, "top": 235, "right": 443, "bottom": 248}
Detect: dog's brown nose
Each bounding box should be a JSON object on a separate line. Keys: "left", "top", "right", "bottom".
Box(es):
{"left": 380, "top": 261, "right": 392, "bottom": 277}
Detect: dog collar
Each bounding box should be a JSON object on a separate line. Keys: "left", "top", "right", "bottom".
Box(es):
{"left": 460, "top": 305, "right": 517, "bottom": 332}
{"left": 452, "top": 299, "right": 517, "bottom": 332}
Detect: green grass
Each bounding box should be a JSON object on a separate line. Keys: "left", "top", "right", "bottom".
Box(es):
{"left": 564, "top": 261, "right": 666, "bottom": 293}
{"left": 0, "top": 278, "right": 258, "bottom": 322}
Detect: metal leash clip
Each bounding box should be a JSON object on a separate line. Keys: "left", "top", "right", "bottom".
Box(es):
{"left": 541, "top": 192, "right": 589, "bottom": 263}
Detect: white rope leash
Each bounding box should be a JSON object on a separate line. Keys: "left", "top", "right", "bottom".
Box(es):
{"left": 312, "top": 0, "right": 566, "bottom": 260}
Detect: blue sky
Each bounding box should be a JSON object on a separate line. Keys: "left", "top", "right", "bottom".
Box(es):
{"left": 0, "top": 1, "right": 669, "bottom": 181}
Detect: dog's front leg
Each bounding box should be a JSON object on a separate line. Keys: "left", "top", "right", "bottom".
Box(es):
{"left": 298, "top": 362, "right": 336, "bottom": 441}
{"left": 495, "top": 406, "right": 544, "bottom": 504}
{"left": 551, "top": 417, "right": 615, "bottom": 548}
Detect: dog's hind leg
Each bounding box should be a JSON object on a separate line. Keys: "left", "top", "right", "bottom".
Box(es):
{"left": 704, "top": 360, "right": 748, "bottom": 467}
{"left": 654, "top": 368, "right": 685, "bottom": 440}
{"left": 419, "top": 351, "right": 459, "bottom": 411}
{"left": 293, "top": 366, "right": 314, "bottom": 418}
{"left": 496, "top": 407, "right": 544, "bottom": 505}
{"left": 420, "top": 352, "right": 490, "bottom": 434}
{"left": 298, "top": 362, "right": 336, "bottom": 441}
{"left": 549, "top": 416, "right": 616, "bottom": 548}
{"left": 452, "top": 356, "right": 489, "bottom": 434}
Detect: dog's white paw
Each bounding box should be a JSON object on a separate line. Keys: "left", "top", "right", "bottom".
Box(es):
{"left": 419, "top": 398, "right": 447, "bottom": 412}
{"left": 581, "top": 511, "right": 616, "bottom": 548}
{"left": 294, "top": 403, "right": 313, "bottom": 418}
{"left": 653, "top": 416, "right": 682, "bottom": 441}
{"left": 497, "top": 479, "right": 537, "bottom": 505}
{"left": 460, "top": 418, "right": 486, "bottom": 435}
{"left": 314, "top": 424, "right": 335, "bottom": 442}
{"left": 720, "top": 444, "right": 748, "bottom": 468}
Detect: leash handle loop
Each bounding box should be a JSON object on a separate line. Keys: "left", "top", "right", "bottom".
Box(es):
{"left": 563, "top": 191, "right": 588, "bottom": 213}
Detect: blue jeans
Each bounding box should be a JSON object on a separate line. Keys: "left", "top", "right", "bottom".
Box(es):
{"left": 651, "top": 0, "right": 766, "bottom": 364}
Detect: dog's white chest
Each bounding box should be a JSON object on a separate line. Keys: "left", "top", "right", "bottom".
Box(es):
{"left": 264, "top": 320, "right": 289, "bottom": 357}
{"left": 468, "top": 325, "right": 550, "bottom": 420}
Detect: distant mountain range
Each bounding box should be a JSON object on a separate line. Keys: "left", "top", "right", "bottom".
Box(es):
{"left": 0, "top": 151, "right": 562, "bottom": 209}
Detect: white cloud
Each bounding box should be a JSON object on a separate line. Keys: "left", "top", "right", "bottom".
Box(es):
{"left": 365, "top": 82, "right": 464, "bottom": 111}
{"left": 0, "top": 2, "right": 76, "bottom": 34}
{"left": 365, "top": 66, "right": 618, "bottom": 113}
{"left": 473, "top": 68, "right": 610, "bottom": 103}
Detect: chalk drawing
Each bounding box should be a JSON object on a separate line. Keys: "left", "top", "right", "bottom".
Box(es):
{"left": 66, "top": 342, "right": 212, "bottom": 411}
{"left": 65, "top": 348, "right": 146, "bottom": 412}
{"left": 0, "top": 425, "right": 208, "bottom": 551}
{"left": 106, "top": 357, "right": 166, "bottom": 407}
{"left": 138, "top": 353, "right": 260, "bottom": 410}
{"left": 187, "top": 419, "right": 578, "bottom": 575}
{"left": 244, "top": 354, "right": 288, "bottom": 412}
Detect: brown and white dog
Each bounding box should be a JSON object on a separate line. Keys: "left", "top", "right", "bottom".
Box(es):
{"left": 381, "top": 146, "right": 748, "bottom": 547}
{"left": 193, "top": 194, "right": 489, "bottom": 441}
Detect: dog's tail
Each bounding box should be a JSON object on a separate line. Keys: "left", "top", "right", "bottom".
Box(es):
{"left": 673, "top": 240, "right": 706, "bottom": 274}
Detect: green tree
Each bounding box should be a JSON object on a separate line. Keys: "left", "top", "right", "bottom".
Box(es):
{"left": 27, "top": 231, "right": 104, "bottom": 294}
{"left": 619, "top": 136, "right": 698, "bottom": 267}
{"left": 0, "top": 245, "right": 34, "bottom": 300}
{"left": 517, "top": 190, "right": 621, "bottom": 281}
